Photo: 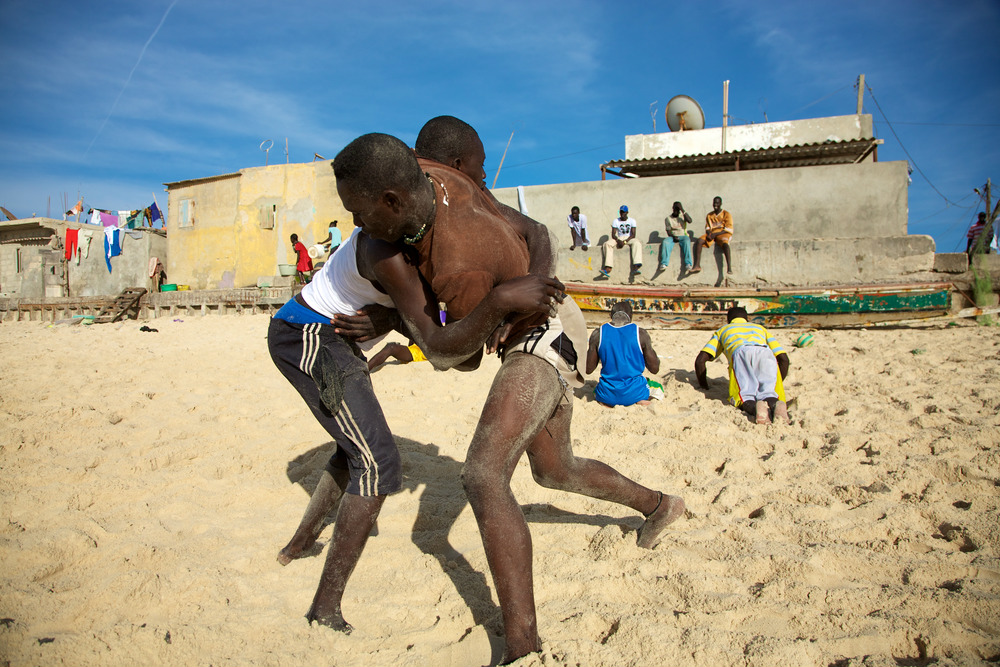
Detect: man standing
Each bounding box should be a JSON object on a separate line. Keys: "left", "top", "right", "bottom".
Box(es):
{"left": 321, "top": 220, "right": 343, "bottom": 254}
{"left": 586, "top": 301, "right": 660, "bottom": 407}
{"left": 333, "top": 132, "right": 684, "bottom": 663}
{"left": 659, "top": 201, "right": 693, "bottom": 272}
{"left": 690, "top": 196, "right": 733, "bottom": 275}
{"left": 694, "top": 306, "right": 790, "bottom": 424}
{"left": 271, "top": 192, "right": 563, "bottom": 636}
{"left": 601, "top": 205, "right": 643, "bottom": 277}
{"left": 966, "top": 212, "right": 994, "bottom": 257}
{"left": 567, "top": 205, "right": 590, "bottom": 251}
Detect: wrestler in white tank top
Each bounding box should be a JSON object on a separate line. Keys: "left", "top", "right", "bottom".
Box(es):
{"left": 300, "top": 228, "right": 395, "bottom": 350}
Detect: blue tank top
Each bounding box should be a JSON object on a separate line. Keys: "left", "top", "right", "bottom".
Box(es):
{"left": 594, "top": 322, "right": 649, "bottom": 406}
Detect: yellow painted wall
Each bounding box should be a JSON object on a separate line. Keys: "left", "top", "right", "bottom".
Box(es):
{"left": 165, "top": 174, "right": 240, "bottom": 289}
{"left": 166, "top": 161, "right": 353, "bottom": 289}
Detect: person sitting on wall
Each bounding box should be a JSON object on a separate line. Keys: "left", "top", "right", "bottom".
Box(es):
{"left": 290, "top": 233, "right": 313, "bottom": 285}
{"left": 690, "top": 196, "right": 733, "bottom": 275}
{"left": 659, "top": 201, "right": 693, "bottom": 273}
{"left": 694, "top": 306, "right": 790, "bottom": 425}
{"left": 601, "top": 205, "right": 643, "bottom": 277}
{"left": 567, "top": 205, "right": 590, "bottom": 251}
{"left": 585, "top": 300, "right": 661, "bottom": 407}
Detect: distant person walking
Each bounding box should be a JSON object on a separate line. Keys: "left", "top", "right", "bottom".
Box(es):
{"left": 290, "top": 233, "right": 313, "bottom": 284}
{"left": 690, "top": 196, "right": 733, "bottom": 275}
{"left": 567, "top": 206, "right": 590, "bottom": 251}
{"left": 321, "top": 220, "right": 343, "bottom": 255}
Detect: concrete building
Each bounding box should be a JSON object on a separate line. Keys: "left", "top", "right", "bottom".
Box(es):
{"left": 163, "top": 161, "right": 349, "bottom": 291}
{"left": 0, "top": 217, "right": 165, "bottom": 298}
{"left": 159, "top": 113, "right": 944, "bottom": 291}
{"left": 491, "top": 114, "right": 935, "bottom": 286}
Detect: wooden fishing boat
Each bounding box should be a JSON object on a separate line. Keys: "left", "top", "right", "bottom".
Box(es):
{"left": 565, "top": 281, "right": 964, "bottom": 329}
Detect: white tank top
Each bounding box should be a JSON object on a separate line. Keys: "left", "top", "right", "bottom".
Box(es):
{"left": 300, "top": 228, "right": 395, "bottom": 350}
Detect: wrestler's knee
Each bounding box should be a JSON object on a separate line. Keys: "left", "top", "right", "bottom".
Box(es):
{"left": 460, "top": 459, "right": 497, "bottom": 508}
{"left": 528, "top": 458, "right": 571, "bottom": 490}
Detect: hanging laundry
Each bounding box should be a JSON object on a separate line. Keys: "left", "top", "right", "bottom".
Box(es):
{"left": 65, "top": 198, "right": 84, "bottom": 219}
{"left": 99, "top": 211, "right": 118, "bottom": 227}
{"left": 65, "top": 228, "right": 79, "bottom": 261}
{"left": 149, "top": 202, "right": 164, "bottom": 229}
{"left": 121, "top": 210, "right": 141, "bottom": 229}
{"left": 78, "top": 229, "right": 94, "bottom": 262}
{"left": 104, "top": 226, "right": 122, "bottom": 273}
{"left": 89, "top": 209, "right": 102, "bottom": 226}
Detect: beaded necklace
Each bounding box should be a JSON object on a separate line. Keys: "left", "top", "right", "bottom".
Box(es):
{"left": 403, "top": 174, "right": 439, "bottom": 245}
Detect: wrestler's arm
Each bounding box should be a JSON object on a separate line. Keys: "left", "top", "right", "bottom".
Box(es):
{"left": 585, "top": 328, "right": 602, "bottom": 375}
{"left": 776, "top": 352, "right": 790, "bottom": 380}
{"left": 362, "top": 236, "right": 563, "bottom": 371}
{"left": 639, "top": 327, "right": 660, "bottom": 374}
{"left": 482, "top": 189, "right": 557, "bottom": 348}
{"left": 483, "top": 189, "right": 554, "bottom": 278}
{"left": 695, "top": 350, "right": 713, "bottom": 389}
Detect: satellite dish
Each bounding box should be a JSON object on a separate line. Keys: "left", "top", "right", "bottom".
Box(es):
{"left": 665, "top": 95, "right": 706, "bottom": 132}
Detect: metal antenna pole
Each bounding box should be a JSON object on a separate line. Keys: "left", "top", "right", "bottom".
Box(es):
{"left": 492, "top": 129, "right": 515, "bottom": 190}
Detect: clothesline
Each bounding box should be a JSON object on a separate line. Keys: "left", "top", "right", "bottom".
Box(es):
{"left": 82, "top": 201, "right": 164, "bottom": 230}
{"left": 64, "top": 203, "right": 162, "bottom": 274}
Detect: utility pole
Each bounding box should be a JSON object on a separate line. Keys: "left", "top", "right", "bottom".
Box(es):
{"left": 722, "top": 80, "right": 730, "bottom": 153}
{"left": 856, "top": 74, "right": 865, "bottom": 114}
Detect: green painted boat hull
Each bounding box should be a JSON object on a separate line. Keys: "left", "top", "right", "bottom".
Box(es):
{"left": 566, "top": 282, "right": 955, "bottom": 329}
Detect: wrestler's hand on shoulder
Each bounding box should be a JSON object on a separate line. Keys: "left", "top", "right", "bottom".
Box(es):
{"left": 331, "top": 304, "right": 400, "bottom": 342}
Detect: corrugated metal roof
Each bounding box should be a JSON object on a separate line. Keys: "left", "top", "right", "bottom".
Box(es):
{"left": 603, "top": 138, "right": 882, "bottom": 177}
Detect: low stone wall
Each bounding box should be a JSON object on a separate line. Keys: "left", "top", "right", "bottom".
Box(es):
{"left": 556, "top": 235, "right": 938, "bottom": 287}
{"left": 0, "top": 287, "right": 294, "bottom": 322}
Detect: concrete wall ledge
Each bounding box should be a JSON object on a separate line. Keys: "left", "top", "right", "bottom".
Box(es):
{"left": 934, "top": 253, "right": 970, "bottom": 274}
{"left": 557, "top": 235, "right": 937, "bottom": 287}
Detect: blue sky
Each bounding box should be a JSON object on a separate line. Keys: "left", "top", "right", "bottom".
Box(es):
{"left": 1, "top": 0, "right": 997, "bottom": 252}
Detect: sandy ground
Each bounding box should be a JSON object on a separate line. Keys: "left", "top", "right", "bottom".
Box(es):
{"left": 1, "top": 312, "right": 999, "bottom": 667}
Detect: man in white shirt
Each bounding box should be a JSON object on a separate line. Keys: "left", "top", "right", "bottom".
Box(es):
{"left": 601, "top": 205, "right": 643, "bottom": 277}
{"left": 567, "top": 205, "right": 589, "bottom": 251}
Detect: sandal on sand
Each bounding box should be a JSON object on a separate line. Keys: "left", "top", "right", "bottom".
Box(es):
{"left": 688, "top": 267, "right": 702, "bottom": 274}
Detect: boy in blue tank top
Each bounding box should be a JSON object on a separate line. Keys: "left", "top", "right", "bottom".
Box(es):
{"left": 586, "top": 301, "right": 661, "bottom": 407}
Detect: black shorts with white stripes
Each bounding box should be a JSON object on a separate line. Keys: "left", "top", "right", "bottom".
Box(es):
{"left": 267, "top": 316, "right": 401, "bottom": 497}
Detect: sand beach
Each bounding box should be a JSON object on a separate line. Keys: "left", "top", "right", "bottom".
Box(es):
{"left": 1, "top": 313, "right": 998, "bottom": 666}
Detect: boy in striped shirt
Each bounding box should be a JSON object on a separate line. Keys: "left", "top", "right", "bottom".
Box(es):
{"left": 695, "top": 306, "right": 790, "bottom": 424}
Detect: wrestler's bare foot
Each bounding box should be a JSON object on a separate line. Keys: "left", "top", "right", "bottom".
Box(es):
{"left": 306, "top": 608, "right": 353, "bottom": 634}
{"left": 773, "top": 400, "right": 790, "bottom": 424}
{"left": 500, "top": 634, "right": 542, "bottom": 665}
{"left": 277, "top": 536, "right": 318, "bottom": 566}
{"left": 637, "top": 493, "right": 685, "bottom": 549}
{"left": 755, "top": 401, "right": 771, "bottom": 425}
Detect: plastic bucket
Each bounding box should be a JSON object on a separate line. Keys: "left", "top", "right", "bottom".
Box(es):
{"left": 278, "top": 264, "right": 296, "bottom": 276}
{"left": 161, "top": 284, "right": 177, "bottom": 292}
